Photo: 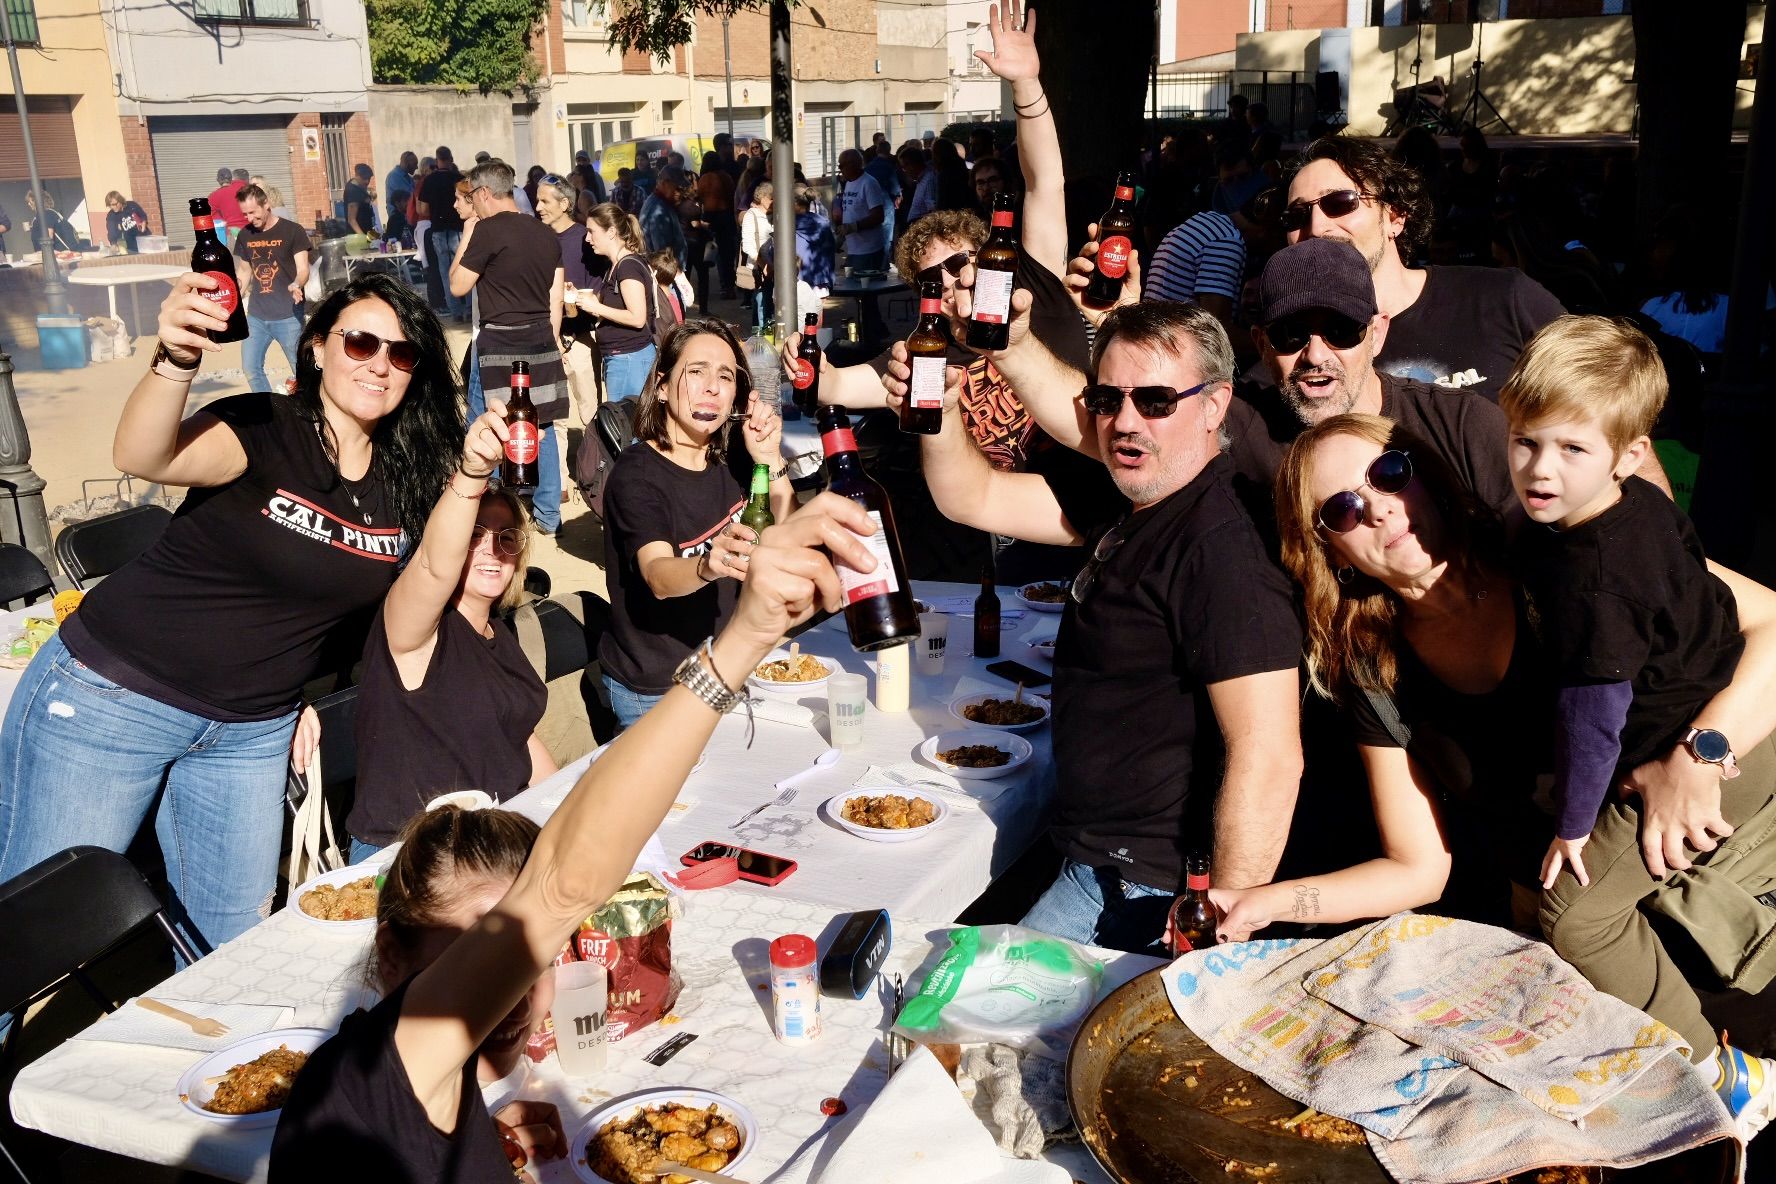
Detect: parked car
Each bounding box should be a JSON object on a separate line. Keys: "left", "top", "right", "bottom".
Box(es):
{"left": 598, "top": 134, "right": 769, "bottom": 184}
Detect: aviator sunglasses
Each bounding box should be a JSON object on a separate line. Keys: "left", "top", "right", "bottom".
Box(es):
{"left": 1317, "top": 450, "right": 1414, "bottom": 534}
{"left": 1265, "top": 311, "right": 1370, "bottom": 355}
{"left": 1078, "top": 379, "right": 1211, "bottom": 419}
{"left": 331, "top": 328, "right": 421, "bottom": 373}
{"left": 1277, "top": 188, "right": 1369, "bottom": 233}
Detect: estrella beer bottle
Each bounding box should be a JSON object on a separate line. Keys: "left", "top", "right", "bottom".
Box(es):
{"left": 1084, "top": 171, "right": 1138, "bottom": 310}
{"left": 501, "top": 361, "right": 539, "bottom": 489}
{"left": 188, "top": 197, "right": 248, "bottom": 344}
{"left": 793, "top": 312, "right": 822, "bottom": 416}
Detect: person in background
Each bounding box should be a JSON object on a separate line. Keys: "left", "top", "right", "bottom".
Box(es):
{"left": 641, "top": 169, "right": 688, "bottom": 270}
{"left": 736, "top": 155, "right": 768, "bottom": 215}
{"left": 584, "top": 203, "right": 659, "bottom": 401}
{"left": 932, "top": 138, "right": 973, "bottom": 213}
{"left": 703, "top": 134, "right": 740, "bottom": 299}
{"left": 235, "top": 185, "right": 313, "bottom": 396}
{"left": 417, "top": 146, "right": 470, "bottom": 322}
{"left": 834, "top": 148, "right": 888, "bottom": 272}
{"left": 0, "top": 201, "right": 11, "bottom": 258}
{"left": 206, "top": 167, "right": 245, "bottom": 247}
{"left": 966, "top": 128, "right": 996, "bottom": 169}
{"left": 573, "top": 151, "right": 608, "bottom": 206}
{"left": 901, "top": 142, "right": 936, "bottom": 228}
{"left": 677, "top": 174, "right": 711, "bottom": 312}
{"left": 538, "top": 174, "right": 600, "bottom": 423}
{"left": 104, "top": 191, "right": 151, "bottom": 255}
{"left": 792, "top": 184, "right": 835, "bottom": 323}
{"left": 651, "top": 249, "right": 693, "bottom": 323}
{"left": 1245, "top": 100, "right": 1275, "bottom": 148}
{"left": 386, "top": 151, "right": 418, "bottom": 243}
{"left": 1211, "top": 142, "right": 1267, "bottom": 220}
{"left": 864, "top": 140, "right": 904, "bottom": 254}
{"left": 24, "top": 191, "right": 80, "bottom": 253}
{"left": 1639, "top": 210, "right": 1739, "bottom": 356}
{"left": 344, "top": 164, "right": 378, "bottom": 237}
{"left": 970, "top": 157, "right": 1008, "bottom": 220}
{"left": 523, "top": 165, "right": 546, "bottom": 214}
{"left": 598, "top": 320, "right": 794, "bottom": 728}
{"left": 1221, "top": 94, "right": 1250, "bottom": 149}
{"left": 610, "top": 167, "right": 643, "bottom": 216}
{"left": 739, "top": 180, "right": 775, "bottom": 331}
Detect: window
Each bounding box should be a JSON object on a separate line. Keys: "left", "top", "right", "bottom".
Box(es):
{"left": 194, "top": 0, "right": 306, "bottom": 24}
{"left": 2, "top": 0, "right": 38, "bottom": 44}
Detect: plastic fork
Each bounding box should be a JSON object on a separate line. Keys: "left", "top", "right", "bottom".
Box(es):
{"left": 136, "top": 997, "right": 229, "bottom": 1038}
{"left": 730, "top": 786, "right": 797, "bottom": 829}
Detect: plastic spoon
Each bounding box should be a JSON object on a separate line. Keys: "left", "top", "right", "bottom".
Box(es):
{"left": 773, "top": 747, "right": 840, "bottom": 792}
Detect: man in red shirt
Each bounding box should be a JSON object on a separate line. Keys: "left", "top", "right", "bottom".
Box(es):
{"left": 206, "top": 167, "right": 246, "bottom": 247}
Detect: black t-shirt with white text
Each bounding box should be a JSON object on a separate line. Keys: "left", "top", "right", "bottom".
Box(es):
{"left": 1377, "top": 265, "right": 1565, "bottom": 403}
{"left": 457, "top": 210, "right": 561, "bottom": 327}
{"left": 599, "top": 443, "right": 745, "bottom": 693}
{"left": 237, "top": 219, "right": 313, "bottom": 322}
{"left": 61, "top": 393, "right": 403, "bottom": 720}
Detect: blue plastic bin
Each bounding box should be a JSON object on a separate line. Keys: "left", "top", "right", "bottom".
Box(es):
{"left": 37, "top": 315, "right": 89, "bottom": 371}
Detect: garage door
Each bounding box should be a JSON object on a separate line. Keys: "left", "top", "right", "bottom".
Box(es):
{"left": 0, "top": 96, "right": 79, "bottom": 181}
{"left": 150, "top": 116, "right": 296, "bottom": 242}
{"left": 800, "top": 102, "right": 849, "bottom": 181}
{"left": 713, "top": 107, "right": 769, "bottom": 147}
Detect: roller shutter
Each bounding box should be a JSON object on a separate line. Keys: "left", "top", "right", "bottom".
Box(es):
{"left": 0, "top": 96, "right": 80, "bottom": 181}
{"left": 149, "top": 115, "right": 296, "bottom": 240}
{"left": 800, "top": 101, "right": 849, "bottom": 180}
{"left": 713, "top": 107, "right": 769, "bottom": 146}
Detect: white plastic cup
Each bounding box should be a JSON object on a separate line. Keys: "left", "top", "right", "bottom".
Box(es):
{"left": 874, "top": 642, "right": 911, "bottom": 713}
{"left": 915, "top": 612, "right": 949, "bottom": 675}
{"left": 551, "top": 960, "right": 608, "bottom": 1077}
{"left": 562, "top": 286, "right": 578, "bottom": 307}
{"left": 827, "top": 673, "right": 868, "bottom": 749}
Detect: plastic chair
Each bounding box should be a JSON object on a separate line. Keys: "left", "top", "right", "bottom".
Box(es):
{"left": 503, "top": 592, "right": 617, "bottom": 744}
{"left": 284, "top": 685, "right": 359, "bottom": 885}
{"left": 0, "top": 544, "right": 54, "bottom": 609}
{"left": 52, "top": 504, "right": 172, "bottom": 590}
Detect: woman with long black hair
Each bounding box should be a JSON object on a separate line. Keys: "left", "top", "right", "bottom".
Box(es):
{"left": 0, "top": 272, "right": 462, "bottom": 952}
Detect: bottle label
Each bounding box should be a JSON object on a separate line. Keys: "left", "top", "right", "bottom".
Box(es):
{"left": 991, "top": 209, "right": 1014, "bottom": 228}
{"left": 511, "top": 372, "right": 531, "bottom": 389}
{"left": 1097, "top": 236, "right": 1133, "bottom": 280}
{"left": 192, "top": 214, "right": 215, "bottom": 231}
{"left": 838, "top": 510, "right": 900, "bottom": 605}
{"left": 909, "top": 354, "right": 946, "bottom": 410}
{"left": 1186, "top": 872, "right": 1210, "bottom": 891}
{"left": 505, "top": 420, "right": 539, "bottom": 464}
{"left": 199, "top": 270, "right": 240, "bottom": 316}
{"left": 1114, "top": 184, "right": 1135, "bottom": 201}
{"left": 792, "top": 357, "right": 816, "bottom": 390}
{"left": 971, "top": 269, "right": 1014, "bottom": 325}
{"left": 821, "top": 427, "right": 860, "bottom": 455}
{"left": 918, "top": 296, "right": 942, "bottom": 316}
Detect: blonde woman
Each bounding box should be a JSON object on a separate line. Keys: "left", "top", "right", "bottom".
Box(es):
{"left": 584, "top": 202, "right": 658, "bottom": 399}
{"left": 739, "top": 180, "right": 775, "bottom": 330}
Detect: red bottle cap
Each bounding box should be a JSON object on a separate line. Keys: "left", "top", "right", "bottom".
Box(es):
{"left": 770, "top": 934, "right": 817, "bottom": 968}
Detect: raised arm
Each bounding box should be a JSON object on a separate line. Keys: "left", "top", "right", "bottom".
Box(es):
{"left": 975, "top": 0, "right": 1065, "bottom": 278}
{"left": 951, "top": 271, "right": 1098, "bottom": 455}
{"left": 448, "top": 217, "right": 480, "bottom": 298}
{"left": 776, "top": 333, "right": 891, "bottom": 410}
{"left": 1205, "top": 667, "right": 1304, "bottom": 890}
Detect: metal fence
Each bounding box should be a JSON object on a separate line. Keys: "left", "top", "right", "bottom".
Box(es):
{"left": 1147, "top": 70, "right": 1318, "bottom": 140}
{"left": 814, "top": 109, "right": 1002, "bottom": 181}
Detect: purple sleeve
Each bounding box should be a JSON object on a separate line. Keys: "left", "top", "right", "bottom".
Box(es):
{"left": 1552, "top": 680, "right": 1633, "bottom": 840}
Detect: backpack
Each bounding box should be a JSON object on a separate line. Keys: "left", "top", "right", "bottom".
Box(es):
{"left": 571, "top": 396, "right": 638, "bottom": 524}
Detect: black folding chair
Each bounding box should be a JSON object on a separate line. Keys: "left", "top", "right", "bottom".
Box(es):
{"left": 52, "top": 504, "right": 172, "bottom": 590}
{"left": 501, "top": 592, "right": 617, "bottom": 744}
{"left": 0, "top": 545, "right": 54, "bottom": 610}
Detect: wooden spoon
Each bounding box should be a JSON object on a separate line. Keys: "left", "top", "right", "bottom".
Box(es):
{"left": 654, "top": 1162, "right": 750, "bottom": 1184}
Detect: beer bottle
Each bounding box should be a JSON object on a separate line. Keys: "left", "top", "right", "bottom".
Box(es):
{"left": 739, "top": 462, "right": 774, "bottom": 535}
{"left": 973, "top": 560, "right": 1000, "bottom": 659}
{"left": 966, "top": 192, "right": 1020, "bottom": 352}
{"left": 1165, "top": 852, "right": 1218, "bottom": 956}
{"left": 1084, "top": 171, "right": 1138, "bottom": 310}
{"left": 501, "top": 361, "right": 540, "bottom": 489}
{"left": 792, "top": 312, "right": 822, "bottom": 417}
{"left": 901, "top": 279, "right": 948, "bottom": 436}
{"left": 817, "top": 405, "right": 921, "bottom": 652}
{"left": 187, "top": 197, "right": 248, "bottom": 345}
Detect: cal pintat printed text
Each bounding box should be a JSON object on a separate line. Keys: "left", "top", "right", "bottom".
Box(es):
{"left": 263, "top": 489, "right": 404, "bottom": 561}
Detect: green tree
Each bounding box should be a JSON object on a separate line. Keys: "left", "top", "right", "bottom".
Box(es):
{"left": 368, "top": 0, "right": 549, "bottom": 91}
{"left": 608, "top": 0, "right": 783, "bottom": 65}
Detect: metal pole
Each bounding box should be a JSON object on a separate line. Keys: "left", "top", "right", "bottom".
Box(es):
{"left": 0, "top": 350, "right": 54, "bottom": 574}
{"left": 723, "top": 16, "right": 735, "bottom": 143}
{"left": 770, "top": 0, "right": 798, "bottom": 341}
{"left": 2, "top": 0, "right": 67, "bottom": 316}
{"left": 1722, "top": 17, "right": 1772, "bottom": 388}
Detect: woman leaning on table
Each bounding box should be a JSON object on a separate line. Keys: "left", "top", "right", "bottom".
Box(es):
{"left": 270, "top": 494, "right": 884, "bottom": 1184}
{"left": 0, "top": 272, "right": 462, "bottom": 952}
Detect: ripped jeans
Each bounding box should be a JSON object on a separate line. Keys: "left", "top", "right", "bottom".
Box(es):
{"left": 0, "top": 634, "right": 296, "bottom": 955}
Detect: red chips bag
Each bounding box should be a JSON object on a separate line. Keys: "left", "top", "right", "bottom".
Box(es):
{"left": 574, "top": 873, "right": 681, "bottom": 1041}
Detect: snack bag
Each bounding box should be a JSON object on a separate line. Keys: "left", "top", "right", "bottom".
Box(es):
{"left": 54, "top": 590, "right": 85, "bottom": 623}
{"left": 894, "top": 924, "right": 1104, "bottom": 1059}
{"left": 575, "top": 872, "right": 681, "bottom": 1040}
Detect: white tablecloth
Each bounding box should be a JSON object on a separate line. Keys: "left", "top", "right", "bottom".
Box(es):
{"left": 0, "top": 603, "right": 56, "bottom": 718}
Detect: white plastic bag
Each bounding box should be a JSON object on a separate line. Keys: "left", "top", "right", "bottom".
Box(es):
{"left": 893, "top": 925, "right": 1104, "bottom": 1058}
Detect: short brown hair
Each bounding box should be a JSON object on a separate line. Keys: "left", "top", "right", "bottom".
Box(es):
{"left": 236, "top": 183, "right": 269, "bottom": 209}
{"left": 892, "top": 208, "right": 986, "bottom": 286}
{"left": 1284, "top": 136, "right": 1432, "bottom": 265}
{"left": 1498, "top": 315, "right": 1667, "bottom": 454}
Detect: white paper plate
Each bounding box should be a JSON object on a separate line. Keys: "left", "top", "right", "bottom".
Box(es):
{"left": 1031, "top": 636, "right": 1057, "bottom": 660}
{"left": 1015, "top": 582, "right": 1069, "bottom": 613}
{"left": 746, "top": 647, "right": 835, "bottom": 696}
{"left": 948, "top": 691, "right": 1050, "bottom": 733}
{"left": 919, "top": 729, "right": 1035, "bottom": 780}
{"left": 289, "top": 863, "right": 383, "bottom": 933}
{"left": 823, "top": 788, "right": 951, "bottom": 843}
{"left": 176, "top": 1026, "right": 332, "bottom": 1127}
{"left": 570, "top": 1087, "right": 759, "bottom": 1184}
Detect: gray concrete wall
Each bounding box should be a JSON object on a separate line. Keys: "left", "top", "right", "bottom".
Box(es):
{"left": 367, "top": 86, "right": 518, "bottom": 190}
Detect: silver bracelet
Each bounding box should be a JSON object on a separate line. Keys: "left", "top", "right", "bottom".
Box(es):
{"left": 671, "top": 636, "right": 743, "bottom": 715}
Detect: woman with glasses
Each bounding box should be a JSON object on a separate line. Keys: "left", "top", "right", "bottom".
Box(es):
{"left": 347, "top": 419, "right": 557, "bottom": 862}
{"left": 0, "top": 274, "right": 462, "bottom": 952}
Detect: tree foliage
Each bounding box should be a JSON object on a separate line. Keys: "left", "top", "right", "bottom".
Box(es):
{"left": 607, "top": 0, "right": 784, "bottom": 65}
{"left": 368, "top": 0, "right": 550, "bottom": 91}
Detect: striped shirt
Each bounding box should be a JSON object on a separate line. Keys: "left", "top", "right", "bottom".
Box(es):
{"left": 1144, "top": 211, "right": 1245, "bottom": 306}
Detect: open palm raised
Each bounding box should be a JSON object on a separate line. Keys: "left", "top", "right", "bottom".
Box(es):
{"left": 974, "top": 0, "right": 1039, "bottom": 83}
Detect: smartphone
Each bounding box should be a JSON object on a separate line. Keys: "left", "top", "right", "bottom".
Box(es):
{"left": 984, "top": 659, "right": 1052, "bottom": 688}
{"left": 681, "top": 842, "right": 799, "bottom": 887}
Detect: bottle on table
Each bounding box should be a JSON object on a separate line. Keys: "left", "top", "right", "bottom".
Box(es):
{"left": 1084, "top": 171, "right": 1138, "bottom": 310}
{"left": 739, "top": 462, "right": 774, "bottom": 535}
{"left": 901, "top": 278, "right": 948, "bottom": 436}
{"left": 793, "top": 312, "right": 822, "bottom": 417}
{"left": 501, "top": 361, "right": 539, "bottom": 490}
{"left": 816, "top": 404, "right": 921, "bottom": 652}
{"left": 966, "top": 192, "right": 1020, "bottom": 352}
{"left": 187, "top": 197, "right": 248, "bottom": 345}
{"left": 769, "top": 934, "right": 822, "bottom": 1043}
{"left": 973, "top": 560, "right": 1000, "bottom": 659}
{"left": 1165, "top": 851, "right": 1218, "bottom": 956}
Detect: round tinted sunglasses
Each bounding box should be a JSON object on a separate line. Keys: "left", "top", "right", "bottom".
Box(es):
{"left": 1278, "top": 189, "right": 1370, "bottom": 233}
{"left": 1266, "top": 312, "right": 1369, "bottom": 355}
{"left": 470, "top": 525, "right": 526, "bottom": 556}
{"left": 1078, "top": 380, "right": 1211, "bottom": 419}
{"left": 332, "top": 328, "right": 420, "bottom": 372}
{"left": 1317, "top": 450, "right": 1413, "bottom": 534}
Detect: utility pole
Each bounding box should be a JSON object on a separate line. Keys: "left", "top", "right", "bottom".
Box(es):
{"left": 723, "top": 16, "right": 736, "bottom": 143}
{"left": 770, "top": 0, "right": 797, "bottom": 340}
{"left": 2, "top": 0, "right": 67, "bottom": 317}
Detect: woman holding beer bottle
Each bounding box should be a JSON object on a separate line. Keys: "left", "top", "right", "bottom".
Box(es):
{"left": 598, "top": 319, "right": 794, "bottom": 728}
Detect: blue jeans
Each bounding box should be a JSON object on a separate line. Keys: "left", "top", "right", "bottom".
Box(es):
{"left": 467, "top": 347, "right": 561, "bottom": 533}
{"left": 348, "top": 836, "right": 383, "bottom": 866}
{"left": 602, "top": 673, "right": 663, "bottom": 732}
{"left": 433, "top": 227, "right": 469, "bottom": 319}
{"left": 0, "top": 634, "right": 297, "bottom": 954}
{"left": 244, "top": 313, "right": 303, "bottom": 394}
{"left": 1020, "top": 857, "right": 1174, "bottom": 955}
{"left": 602, "top": 345, "right": 657, "bottom": 402}
{"left": 750, "top": 282, "right": 775, "bottom": 333}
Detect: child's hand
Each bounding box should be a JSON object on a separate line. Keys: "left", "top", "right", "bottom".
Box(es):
{"left": 1541, "top": 835, "right": 1591, "bottom": 889}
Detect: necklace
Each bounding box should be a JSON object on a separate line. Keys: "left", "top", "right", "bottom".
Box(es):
{"left": 316, "top": 423, "right": 375, "bottom": 525}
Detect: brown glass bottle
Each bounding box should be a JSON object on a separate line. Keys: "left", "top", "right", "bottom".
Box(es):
{"left": 1165, "top": 852, "right": 1218, "bottom": 956}
{"left": 966, "top": 193, "right": 1020, "bottom": 352}
{"left": 973, "top": 560, "right": 1000, "bottom": 659}
{"left": 501, "top": 361, "right": 539, "bottom": 489}
{"left": 1084, "top": 171, "right": 1138, "bottom": 310}
{"left": 187, "top": 197, "right": 248, "bottom": 344}
{"left": 901, "top": 279, "right": 948, "bottom": 435}
{"left": 817, "top": 404, "right": 921, "bottom": 652}
{"left": 792, "top": 312, "right": 822, "bottom": 416}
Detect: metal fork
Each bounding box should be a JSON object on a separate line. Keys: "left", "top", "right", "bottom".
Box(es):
{"left": 136, "top": 997, "right": 230, "bottom": 1038}
{"left": 729, "top": 787, "right": 798, "bottom": 829}
{"left": 879, "top": 768, "right": 971, "bottom": 801}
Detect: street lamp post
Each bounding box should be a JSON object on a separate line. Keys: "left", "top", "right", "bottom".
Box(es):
{"left": 1, "top": 0, "right": 67, "bottom": 317}
{"left": 770, "top": 0, "right": 796, "bottom": 341}
{"left": 723, "top": 15, "right": 735, "bottom": 143}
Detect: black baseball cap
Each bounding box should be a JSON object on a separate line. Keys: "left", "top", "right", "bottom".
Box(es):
{"left": 1258, "top": 238, "right": 1378, "bottom": 326}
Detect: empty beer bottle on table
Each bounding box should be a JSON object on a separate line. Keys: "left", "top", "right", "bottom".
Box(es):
{"left": 188, "top": 197, "right": 248, "bottom": 344}
{"left": 739, "top": 462, "right": 774, "bottom": 535}
{"left": 973, "top": 560, "right": 1000, "bottom": 659}
{"left": 902, "top": 279, "right": 948, "bottom": 436}
{"left": 1084, "top": 172, "right": 1138, "bottom": 310}
{"left": 1165, "top": 852, "right": 1218, "bottom": 956}
{"left": 817, "top": 405, "right": 920, "bottom": 652}
{"left": 966, "top": 193, "right": 1020, "bottom": 352}
{"left": 501, "top": 361, "right": 539, "bottom": 489}
{"left": 792, "top": 312, "right": 822, "bottom": 417}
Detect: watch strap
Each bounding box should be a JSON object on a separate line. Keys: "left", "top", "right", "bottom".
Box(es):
{"left": 151, "top": 343, "right": 200, "bottom": 382}
{"left": 1683, "top": 727, "right": 1741, "bottom": 779}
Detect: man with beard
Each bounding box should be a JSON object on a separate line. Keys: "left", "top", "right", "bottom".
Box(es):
{"left": 883, "top": 301, "right": 1304, "bottom": 953}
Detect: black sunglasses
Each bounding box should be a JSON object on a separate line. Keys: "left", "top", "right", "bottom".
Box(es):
{"left": 1317, "top": 450, "right": 1414, "bottom": 534}
{"left": 1078, "top": 380, "right": 1211, "bottom": 419}
{"left": 1266, "top": 312, "right": 1370, "bottom": 355}
{"left": 1278, "top": 189, "right": 1369, "bottom": 233}
{"left": 332, "top": 328, "right": 420, "bottom": 373}
{"left": 1071, "top": 519, "right": 1129, "bottom": 605}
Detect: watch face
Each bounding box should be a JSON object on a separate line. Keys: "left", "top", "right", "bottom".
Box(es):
{"left": 1691, "top": 729, "right": 1732, "bottom": 763}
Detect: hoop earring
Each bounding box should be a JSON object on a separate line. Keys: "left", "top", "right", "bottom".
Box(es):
{"left": 1336, "top": 565, "right": 1357, "bottom": 586}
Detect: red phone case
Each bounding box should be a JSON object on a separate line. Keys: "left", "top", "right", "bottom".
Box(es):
{"left": 681, "top": 843, "right": 798, "bottom": 887}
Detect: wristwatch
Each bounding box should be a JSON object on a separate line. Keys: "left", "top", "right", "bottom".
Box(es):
{"left": 672, "top": 637, "right": 742, "bottom": 715}
{"left": 1681, "top": 727, "right": 1741, "bottom": 779}
{"left": 150, "top": 341, "right": 199, "bottom": 382}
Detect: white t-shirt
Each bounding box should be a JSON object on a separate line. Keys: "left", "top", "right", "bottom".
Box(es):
{"left": 839, "top": 173, "right": 887, "bottom": 256}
